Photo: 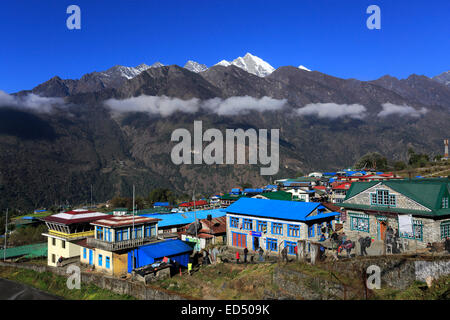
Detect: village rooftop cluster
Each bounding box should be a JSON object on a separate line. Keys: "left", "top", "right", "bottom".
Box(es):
{"left": 2, "top": 166, "right": 447, "bottom": 285}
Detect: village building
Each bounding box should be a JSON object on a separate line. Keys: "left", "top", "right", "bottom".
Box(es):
{"left": 139, "top": 209, "right": 226, "bottom": 239}
{"left": 179, "top": 200, "right": 209, "bottom": 211}
{"left": 127, "top": 239, "right": 193, "bottom": 271}
{"left": 42, "top": 209, "right": 109, "bottom": 267}
{"left": 252, "top": 190, "right": 293, "bottom": 201}
{"left": 340, "top": 179, "right": 450, "bottom": 250}
{"left": 180, "top": 215, "right": 227, "bottom": 251}
{"left": 330, "top": 182, "right": 352, "bottom": 204}
{"left": 225, "top": 198, "right": 340, "bottom": 255}
{"left": 79, "top": 215, "right": 160, "bottom": 276}
{"left": 220, "top": 193, "right": 246, "bottom": 208}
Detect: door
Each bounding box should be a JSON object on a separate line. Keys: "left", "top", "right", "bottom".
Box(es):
{"left": 89, "top": 249, "right": 93, "bottom": 265}
{"left": 253, "top": 236, "right": 259, "bottom": 250}
{"left": 378, "top": 221, "right": 387, "bottom": 240}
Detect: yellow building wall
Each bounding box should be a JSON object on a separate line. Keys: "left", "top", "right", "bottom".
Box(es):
{"left": 46, "top": 236, "right": 80, "bottom": 267}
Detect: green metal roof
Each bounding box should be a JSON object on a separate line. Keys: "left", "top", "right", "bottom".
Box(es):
{"left": 344, "top": 178, "right": 450, "bottom": 217}
{"left": 221, "top": 193, "right": 246, "bottom": 200}
{"left": 0, "top": 243, "right": 47, "bottom": 259}
{"left": 258, "top": 191, "right": 293, "bottom": 201}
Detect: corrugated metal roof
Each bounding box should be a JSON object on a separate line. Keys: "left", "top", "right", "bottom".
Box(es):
{"left": 139, "top": 208, "right": 226, "bottom": 228}
{"left": 0, "top": 243, "right": 47, "bottom": 259}
{"left": 226, "top": 198, "right": 338, "bottom": 222}
{"left": 138, "top": 239, "right": 193, "bottom": 259}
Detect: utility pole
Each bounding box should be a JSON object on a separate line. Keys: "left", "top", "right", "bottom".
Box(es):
{"left": 193, "top": 190, "right": 198, "bottom": 251}
{"left": 132, "top": 184, "right": 136, "bottom": 269}
{"left": 4, "top": 208, "right": 8, "bottom": 261}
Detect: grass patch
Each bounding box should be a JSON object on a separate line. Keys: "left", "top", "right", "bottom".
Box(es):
{"left": 0, "top": 266, "right": 136, "bottom": 300}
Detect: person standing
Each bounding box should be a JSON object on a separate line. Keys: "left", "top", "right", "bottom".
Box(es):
{"left": 243, "top": 247, "right": 248, "bottom": 263}
{"left": 235, "top": 251, "right": 240, "bottom": 264}
{"left": 294, "top": 244, "right": 298, "bottom": 261}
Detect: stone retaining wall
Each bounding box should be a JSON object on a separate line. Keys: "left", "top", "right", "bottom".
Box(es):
{"left": 0, "top": 261, "right": 189, "bottom": 300}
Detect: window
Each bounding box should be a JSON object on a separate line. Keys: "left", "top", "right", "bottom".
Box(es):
{"left": 145, "top": 225, "right": 156, "bottom": 237}
{"left": 98, "top": 254, "right": 103, "bottom": 267}
{"left": 96, "top": 226, "right": 104, "bottom": 240}
{"left": 257, "top": 221, "right": 267, "bottom": 233}
{"left": 441, "top": 221, "right": 450, "bottom": 240}
{"left": 317, "top": 223, "right": 323, "bottom": 235}
{"left": 266, "top": 238, "right": 277, "bottom": 251}
{"left": 230, "top": 217, "right": 239, "bottom": 228}
{"left": 350, "top": 214, "right": 370, "bottom": 232}
{"left": 442, "top": 197, "right": 449, "bottom": 209}
{"left": 52, "top": 254, "right": 55, "bottom": 263}
{"left": 285, "top": 241, "right": 297, "bottom": 255}
{"left": 105, "top": 256, "right": 110, "bottom": 269}
{"left": 400, "top": 220, "right": 423, "bottom": 241}
{"left": 272, "top": 223, "right": 283, "bottom": 235}
{"left": 83, "top": 248, "right": 86, "bottom": 259}
{"left": 106, "top": 229, "right": 112, "bottom": 242}
{"left": 287, "top": 224, "right": 300, "bottom": 238}
{"left": 132, "top": 227, "right": 142, "bottom": 239}
{"left": 52, "top": 238, "right": 56, "bottom": 246}
{"left": 370, "top": 189, "right": 396, "bottom": 207}
{"left": 61, "top": 240, "right": 66, "bottom": 249}
{"left": 308, "top": 225, "right": 315, "bottom": 238}
{"left": 242, "top": 219, "right": 253, "bottom": 230}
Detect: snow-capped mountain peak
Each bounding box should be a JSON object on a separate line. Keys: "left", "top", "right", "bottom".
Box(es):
{"left": 184, "top": 60, "right": 208, "bottom": 73}
{"left": 213, "top": 53, "right": 275, "bottom": 77}
{"left": 298, "top": 65, "right": 311, "bottom": 72}
{"left": 215, "top": 60, "right": 231, "bottom": 67}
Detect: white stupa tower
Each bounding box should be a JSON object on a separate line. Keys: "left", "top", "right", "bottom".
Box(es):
{"left": 444, "top": 139, "right": 449, "bottom": 160}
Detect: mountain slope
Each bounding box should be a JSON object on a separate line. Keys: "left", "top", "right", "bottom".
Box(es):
{"left": 1, "top": 60, "right": 449, "bottom": 211}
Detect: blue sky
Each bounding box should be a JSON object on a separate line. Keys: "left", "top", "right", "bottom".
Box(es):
{"left": 0, "top": 0, "right": 448, "bottom": 93}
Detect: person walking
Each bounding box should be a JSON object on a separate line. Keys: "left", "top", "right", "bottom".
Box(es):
{"left": 258, "top": 247, "right": 264, "bottom": 262}
{"left": 235, "top": 251, "right": 240, "bottom": 264}
{"left": 294, "top": 244, "right": 298, "bottom": 261}
{"left": 243, "top": 247, "right": 248, "bottom": 263}
{"left": 281, "top": 246, "right": 288, "bottom": 263}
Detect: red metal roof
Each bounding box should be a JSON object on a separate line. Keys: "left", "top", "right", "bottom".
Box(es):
{"left": 43, "top": 209, "right": 109, "bottom": 225}
{"left": 332, "top": 182, "right": 352, "bottom": 190}
{"left": 90, "top": 215, "right": 161, "bottom": 228}
{"left": 179, "top": 200, "right": 208, "bottom": 207}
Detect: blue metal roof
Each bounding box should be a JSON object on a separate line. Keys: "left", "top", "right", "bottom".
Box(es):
{"left": 138, "top": 239, "right": 193, "bottom": 259}
{"left": 226, "top": 198, "right": 339, "bottom": 222}
{"left": 244, "top": 188, "right": 263, "bottom": 193}
{"left": 153, "top": 202, "right": 170, "bottom": 207}
{"left": 139, "top": 208, "right": 225, "bottom": 227}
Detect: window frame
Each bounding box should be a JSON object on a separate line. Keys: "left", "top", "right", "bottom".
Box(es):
{"left": 230, "top": 217, "right": 239, "bottom": 228}
{"left": 242, "top": 218, "right": 253, "bottom": 230}
{"left": 399, "top": 219, "right": 423, "bottom": 241}
{"left": 287, "top": 224, "right": 300, "bottom": 238}
{"left": 266, "top": 238, "right": 277, "bottom": 251}
{"left": 271, "top": 222, "right": 283, "bottom": 235}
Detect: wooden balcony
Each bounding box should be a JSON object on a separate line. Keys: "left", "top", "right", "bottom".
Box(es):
{"left": 86, "top": 236, "right": 159, "bottom": 252}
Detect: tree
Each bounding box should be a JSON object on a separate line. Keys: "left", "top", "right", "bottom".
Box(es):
{"left": 296, "top": 171, "right": 304, "bottom": 177}
{"left": 393, "top": 161, "right": 407, "bottom": 171}
{"left": 148, "top": 188, "right": 176, "bottom": 204}
{"left": 408, "top": 148, "right": 429, "bottom": 168}
{"left": 110, "top": 196, "right": 128, "bottom": 208}
{"left": 240, "top": 183, "right": 252, "bottom": 190}
{"left": 354, "top": 152, "right": 388, "bottom": 171}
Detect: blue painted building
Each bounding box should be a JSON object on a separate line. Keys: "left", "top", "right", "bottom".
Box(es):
{"left": 128, "top": 239, "right": 193, "bottom": 272}
{"left": 225, "top": 198, "right": 340, "bottom": 255}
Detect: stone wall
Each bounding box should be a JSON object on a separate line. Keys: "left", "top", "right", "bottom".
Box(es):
{"left": 0, "top": 261, "right": 188, "bottom": 300}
